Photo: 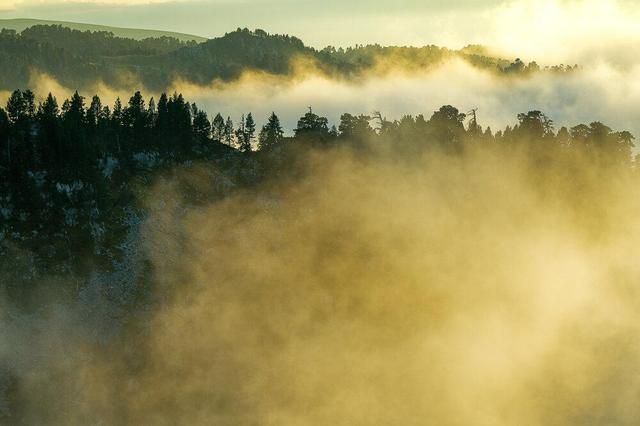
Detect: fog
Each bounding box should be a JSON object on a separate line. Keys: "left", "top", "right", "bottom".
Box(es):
{"left": 20, "top": 55, "right": 640, "bottom": 142}
{"left": 176, "top": 60, "right": 640, "bottom": 139}
{"left": 2, "top": 1, "right": 640, "bottom": 420}
{"left": 4, "top": 142, "right": 640, "bottom": 424}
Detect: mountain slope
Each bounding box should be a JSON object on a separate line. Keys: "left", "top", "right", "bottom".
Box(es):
{"left": 0, "top": 18, "right": 207, "bottom": 42}
{"left": 0, "top": 25, "right": 573, "bottom": 92}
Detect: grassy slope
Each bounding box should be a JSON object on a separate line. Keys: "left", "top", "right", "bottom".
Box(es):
{"left": 0, "top": 18, "right": 208, "bottom": 42}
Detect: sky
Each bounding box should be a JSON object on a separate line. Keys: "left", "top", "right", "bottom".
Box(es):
{"left": 1, "top": 0, "right": 639, "bottom": 64}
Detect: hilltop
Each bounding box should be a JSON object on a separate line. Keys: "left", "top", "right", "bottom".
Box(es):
{"left": 0, "top": 24, "right": 575, "bottom": 92}
{"left": 0, "top": 18, "right": 207, "bottom": 42}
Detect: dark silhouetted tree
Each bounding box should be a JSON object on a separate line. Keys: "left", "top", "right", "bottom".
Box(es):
{"left": 258, "top": 112, "right": 284, "bottom": 151}
{"left": 212, "top": 113, "right": 225, "bottom": 142}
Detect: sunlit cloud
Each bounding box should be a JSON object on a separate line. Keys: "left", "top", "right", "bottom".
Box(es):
{"left": 23, "top": 54, "right": 640, "bottom": 142}
{"left": 486, "top": 0, "right": 640, "bottom": 65}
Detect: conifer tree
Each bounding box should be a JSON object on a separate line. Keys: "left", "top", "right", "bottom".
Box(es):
{"left": 212, "top": 113, "right": 225, "bottom": 141}
{"left": 224, "top": 116, "right": 234, "bottom": 146}
{"left": 258, "top": 112, "right": 284, "bottom": 151}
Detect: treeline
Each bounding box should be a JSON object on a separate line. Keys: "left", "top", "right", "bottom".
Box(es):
{"left": 0, "top": 88, "right": 636, "bottom": 287}
{"left": 0, "top": 89, "right": 238, "bottom": 278}
{"left": 0, "top": 26, "right": 196, "bottom": 90}
{"left": 0, "top": 25, "right": 577, "bottom": 91}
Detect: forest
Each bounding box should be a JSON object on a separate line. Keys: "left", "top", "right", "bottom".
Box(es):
{"left": 0, "top": 25, "right": 576, "bottom": 91}
{"left": 0, "top": 85, "right": 637, "bottom": 423}
{"left": 0, "top": 88, "right": 636, "bottom": 294}
{"left": 2, "top": 0, "right": 640, "bottom": 422}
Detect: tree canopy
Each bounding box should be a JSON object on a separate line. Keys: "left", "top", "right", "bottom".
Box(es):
{"left": 0, "top": 25, "right": 577, "bottom": 92}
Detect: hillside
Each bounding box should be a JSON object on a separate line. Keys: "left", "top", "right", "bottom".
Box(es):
{"left": 0, "top": 87, "right": 633, "bottom": 290}
{"left": 0, "top": 18, "right": 207, "bottom": 42}
{"left": 0, "top": 24, "right": 576, "bottom": 92}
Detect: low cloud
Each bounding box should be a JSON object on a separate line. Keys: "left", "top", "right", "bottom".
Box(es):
{"left": 22, "top": 53, "right": 640, "bottom": 142}
{"left": 5, "top": 143, "right": 640, "bottom": 424}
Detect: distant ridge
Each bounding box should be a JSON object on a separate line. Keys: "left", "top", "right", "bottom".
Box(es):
{"left": 0, "top": 18, "right": 208, "bottom": 42}
{"left": 0, "top": 25, "right": 574, "bottom": 92}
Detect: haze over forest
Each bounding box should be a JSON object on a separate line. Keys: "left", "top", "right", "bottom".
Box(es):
{"left": 1, "top": 1, "right": 640, "bottom": 425}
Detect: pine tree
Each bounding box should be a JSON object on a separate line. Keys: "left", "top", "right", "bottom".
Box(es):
{"left": 125, "top": 91, "right": 149, "bottom": 151}
{"left": 155, "top": 93, "right": 169, "bottom": 154}
{"left": 148, "top": 97, "right": 157, "bottom": 126}
{"left": 235, "top": 114, "right": 248, "bottom": 151}
{"left": 62, "top": 91, "right": 89, "bottom": 176}
{"left": 224, "top": 116, "right": 234, "bottom": 146}
{"left": 192, "top": 108, "right": 211, "bottom": 142}
{"left": 112, "top": 98, "right": 123, "bottom": 125}
{"left": 37, "top": 93, "right": 61, "bottom": 171}
{"left": 6, "top": 89, "right": 34, "bottom": 124}
{"left": 111, "top": 98, "right": 123, "bottom": 155}
{"left": 212, "top": 113, "right": 225, "bottom": 141}
{"left": 236, "top": 112, "right": 256, "bottom": 152}
{"left": 87, "top": 95, "right": 102, "bottom": 128}
{"left": 169, "top": 93, "right": 193, "bottom": 157}
{"left": 294, "top": 108, "right": 329, "bottom": 136}
{"left": 245, "top": 112, "right": 256, "bottom": 147}
{"left": 258, "top": 112, "right": 284, "bottom": 151}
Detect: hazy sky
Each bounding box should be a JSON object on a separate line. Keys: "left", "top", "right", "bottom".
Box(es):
{"left": 1, "top": 0, "right": 639, "bottom": 64}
